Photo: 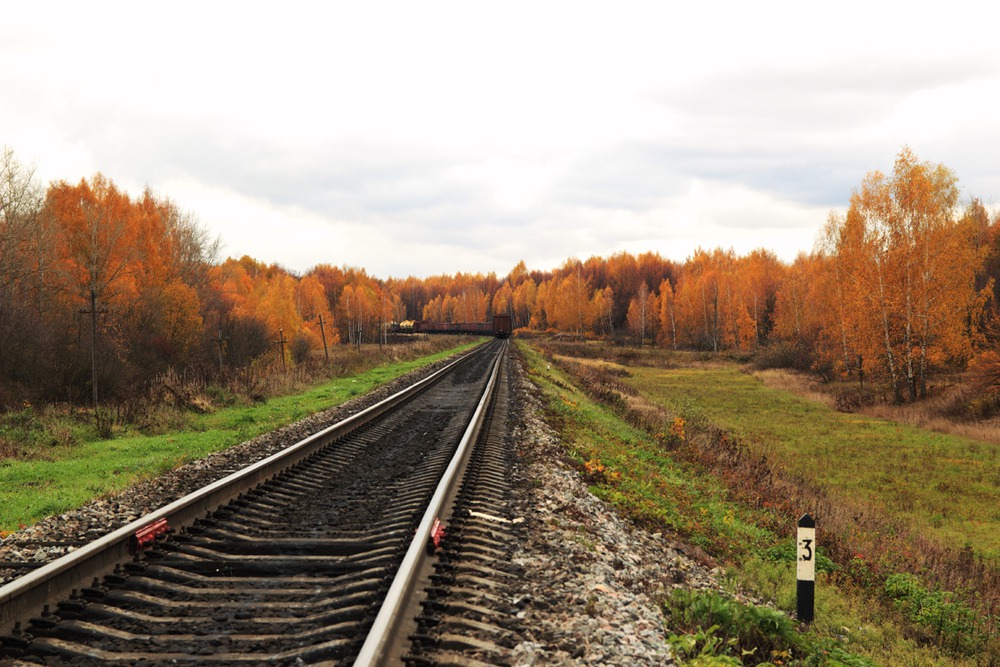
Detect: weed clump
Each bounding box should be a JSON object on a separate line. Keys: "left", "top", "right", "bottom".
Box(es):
{"left": 0, "top": 404, "right": 77, "bottom": 459}
{"left": 582, "top": 457, "right": 621, "bottom": 486}
{"left": 663, "top": 589, "right": 874, "bottom": 666}
{"left": 883, "top": 573, "right": 990, "bottom": 656}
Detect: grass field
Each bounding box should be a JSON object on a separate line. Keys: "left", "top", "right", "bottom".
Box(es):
{"left": 0, "top": 341, "right": 478, "bottom": 531}
{"left": 627, "top": 364, "right": 1000, "bottom": 562}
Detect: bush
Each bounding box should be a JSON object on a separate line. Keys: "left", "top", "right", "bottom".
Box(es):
{"left": 752, "top": 343, "right": 811, "bottom": 371}
{"left": 954, "top": 394, "right": 1000, "bottom": 421}
{"left": 883, "top": 573, "right": 984, "bottom": 654}
{"left": 581, "top": 457, "right": 621, "bottom": 485}
{"left": 290, "top": 333, "right": 312, "bottom": 365}
{"left": 832, "top": 386, "right": 877, "bottom": 413}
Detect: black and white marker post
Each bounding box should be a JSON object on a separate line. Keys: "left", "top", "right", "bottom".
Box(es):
{"left": 796, "top": 513, "right": 816, "bottom": 623}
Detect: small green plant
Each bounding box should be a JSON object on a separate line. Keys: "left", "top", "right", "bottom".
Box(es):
{"left": 883, "top": 573, "right": 985, "bottom": 655}
{"left": 664, "top": 589, "right": 798, "bottom": 666}
{"left": 667, "top": 624, "right": 741, "bottom": 664}
{"left": 93, "top": 407, "right": 115, "bottom": 439}
{"left": 664, "top": 589, "right": 876, "bottom": 666}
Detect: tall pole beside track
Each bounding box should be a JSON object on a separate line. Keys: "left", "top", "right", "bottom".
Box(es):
{"left": 318, "top": 314, "right": 329, "bottom": 361}
{"left": 79, "top": 288, "right": 107, "bottom": 408}
{"left": 275, "top": 329, "right": 287, "bottom": 372}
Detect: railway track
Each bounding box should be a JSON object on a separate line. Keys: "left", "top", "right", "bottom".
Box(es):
{"left": 0, "top": 339, "right": 521, "bottom": 665}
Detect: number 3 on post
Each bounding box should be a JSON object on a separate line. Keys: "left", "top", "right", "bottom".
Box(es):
{"left": 797, "top": 513, "right": 816, "bottom": 623}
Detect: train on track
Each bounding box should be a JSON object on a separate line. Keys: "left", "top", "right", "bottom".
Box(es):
{"left": 394, "top": 313, "right": 512, "bottom": 338}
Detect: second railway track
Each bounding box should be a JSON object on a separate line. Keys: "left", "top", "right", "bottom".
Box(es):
{"left": 0, "top": 339, "right": 516, "bottom": 665}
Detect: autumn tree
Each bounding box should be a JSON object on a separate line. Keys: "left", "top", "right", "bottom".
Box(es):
{"left": 658, "top": 280, "right": 677, "bottom": 349}
{"left": 741, "top": 249, "right": 783, "bottom": 348}
{"left": 626, "top": 282, "right": 657, "bottom": 346}
{"left": 511, "top": 278, "right": 537, "bottom": 329}
{"left": 606, "top": 251, "right": 640, "bottom": 328}
{"left": 491, "top": 282, "right": 514, "bottom": 320}
{"left": 591, "top": 286, "right": 615, "bottom": 337}
{"left": 772, "top": 252, "right": 839, "bottom": 374}
{"left": 0, "top": 147, "right": 51, "bottom": 400}
{"left": 673, "top": 249, "right": 723, "bottom": 351}
{"left": 551, "top": 260, "right": 592, "bottom": 335}
{"left": 834, "top": 148, "right": 983, "bottom": 400}
{"left": 0, "top": 147, "right": 45, "bottom": 297}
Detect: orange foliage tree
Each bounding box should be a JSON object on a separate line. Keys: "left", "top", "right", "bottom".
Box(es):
{"left": 626, "top": 282, "right": 657, "bottom": 346}
{"left": 828, "top": 148, "right": 983, "bottom": 400}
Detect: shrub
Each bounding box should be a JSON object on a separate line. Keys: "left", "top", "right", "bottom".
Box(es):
{"left": 959, "top": 394, "right": 1000, "bottom": 421}
{"left": 832, "top": 386, "right": 877, "bottom": 413}
{"left": 290, "top": 333, "right": 313, "bottom": 365}
{"left": 752, "top": 343, "right": 811, "bottom": 371}
{"left": 582, "top": 457, "right": 621, "bottom": 485}
{"left": 883, "top": 573, "right": 984, "bottom": 654}
{"left": 667, "top": 416, "right": 686, "bottom": 446}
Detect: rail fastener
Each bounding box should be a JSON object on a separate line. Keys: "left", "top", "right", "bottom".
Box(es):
{"left": 127, "top": 518, "right": 170, "bottom": 556}
{"left": 428, "top": 518, "right": 446, "bottom": 554}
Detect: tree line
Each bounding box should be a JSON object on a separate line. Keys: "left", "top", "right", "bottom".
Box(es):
{"left": 2, "top": 146, "right": 998, "bottom": 406}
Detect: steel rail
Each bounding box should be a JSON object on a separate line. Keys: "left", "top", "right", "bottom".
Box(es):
{"left": 0, "top": 343, "right": 491, "bottom": 636}
{"left": 353, "top": 340, "right": 506, "bottom": 666}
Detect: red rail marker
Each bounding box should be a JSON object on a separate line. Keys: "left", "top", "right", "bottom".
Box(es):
{"left": 128, "top": 518, "right": 170, "bottom": 555}
{"left": 429, "top": 518, "right": 445, "bottom": 553}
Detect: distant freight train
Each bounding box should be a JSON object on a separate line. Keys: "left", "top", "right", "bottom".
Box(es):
{"left": 395, "top": 314, "right": 512, "bottom": 338}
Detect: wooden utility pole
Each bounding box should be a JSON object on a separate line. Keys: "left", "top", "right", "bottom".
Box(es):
{"left": 79, "top": 288, "right": 107, "bottom": 408}
{"left": 211, "top": 323, "right": 229, "bottom": 374}
{"left": 378, "top": 292, "right": 384, "bottom": 351}
{"left": 275, "top": 329, "right": 287, "bottom": 372}
{"left": 317, "top": 315, "right": 329, "bottom": 361}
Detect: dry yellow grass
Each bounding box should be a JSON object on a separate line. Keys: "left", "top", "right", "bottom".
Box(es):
{"left": 752, "top": 369, "right": 839, "bottom": 409}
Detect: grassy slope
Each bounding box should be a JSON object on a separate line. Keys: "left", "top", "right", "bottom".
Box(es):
{"left": 0, "top": 342, "right": 477, "bottom": 530}
{"left": 629, "top": 365, "right": 1000, "bottom": 561}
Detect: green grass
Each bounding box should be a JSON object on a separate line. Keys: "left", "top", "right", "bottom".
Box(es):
{"left": 627, "top": 365, "right": 1000, "bottom": 561}
{"left": 0, "top": 342, "right": 478, "bottom": 531}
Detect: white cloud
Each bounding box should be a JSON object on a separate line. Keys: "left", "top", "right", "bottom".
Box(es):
{"left": 3, "top": 1, "right": 1000, "bottom": 276}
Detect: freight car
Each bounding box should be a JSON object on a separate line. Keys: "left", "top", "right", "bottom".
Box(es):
{"left": 413, "top": 320, "right": 494, "bottom": 335}
{"left": 398, "top": 314, "right": 513, "bottom": 338}
{"left": 493, "top": 314, "right": 512, "bottom": 338}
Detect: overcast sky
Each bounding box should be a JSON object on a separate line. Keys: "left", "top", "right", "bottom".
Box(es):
{"left": 3, "top": 1, "right": 1000, "bottom": 278}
